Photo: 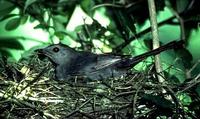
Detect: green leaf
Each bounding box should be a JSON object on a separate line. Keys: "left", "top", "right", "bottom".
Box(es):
{"left": 54, "top": 31, "right": 65, "bottom": 40}
{"left": 143, "top": 39, "right": 153, "bottom": 49}
{"left": 0, "top": 1, "right": 15, "bottom": 17}
{"left": 142, "top": 94, "right": 174, "bottom": 109}
{"left": 29, "top": 16, "right": 35, "bottom": 22}
{"left": 0, "top": 48, "right": 12, "bottom": 57}
{"left": 80, "top": 0, "right": 95, "bottom": 15}
{"left": 164, "top": 71, "right": 181, "bottom": 84}
{"left": 54, "top": 31, "right": 76, "bottom": 40}
{"left": 53, "top": 18, "right": 66, "bottom": 31}
{"left": 20, "top": 15, "right": 29, "bottom": 24}
{"left": 24, "top": 0, "right": 38, "bottom": 11}
{"left": 0, "top": 38, "right": 24, "bottom": 49}
{"left": 176, "top": 0, "right": 189, "bottom": 13}
{"left": 34, "top": 24, "right": 46, "bottom": 29}
{"left": 178, "top": 93, "right": 192, "bottom": 106}
{"left": 168, "top": 0, "right": 190, "bottom": 14}
{"left": 176, "top": 48, "right": 193, "bottom": 69}
{"left": 26, "top": 4, "right": 44, "bottom": 20}
{"left": 5, "top": 17, "right": 21, "bottom": 31}
{"left": 53, "top": 15, "right": 68, "bottom": 23}
{"left": 0, "top": 14, "right": 18, "bottom": 22}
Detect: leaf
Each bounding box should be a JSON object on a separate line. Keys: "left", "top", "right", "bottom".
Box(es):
{"left": 168, "top": 0, "right": 189, "bottom": 13}
{"left": 143, "top": 39, "right": 153, "bottom": 49}
{"left": 0, "top": 14, "right": 18, "bottom": 22}
{"left": 29, "top": 16, "right": 35, "bottom": 23}
{"left": 54, "top": 31, "right": 76, "bottom": 40}
{"left": 0, "top": 38, "right": 24, "bottom": 49}
{"left": 26, "top": 4, "right": 44, "bottom": 20}
{"left": 164, "top": 71, "right": 181, "bottom": 84}
{"left": 24, "top": 0, "right": 38, "bottom": 11}
{"left": 142, "top": 94, "right": 174, "bottom": 109}
{"left": 175, "top": 48, "right": 193, "bottom": 69}
{"left": 176, "top": 0, "right": 189, "bottom": 13}
{"left": 53, "top": 15, "right": 68, "bottom": 23}
{"left": 52, "top": 18, "right": 66, "bottom": 31}
{"left": 5, "top": 17, "right": 21, "bottom": 31}
{"left": 178, "top": 93, "right": 192, "bottom": 106}
{"left": 34, "top": 24, "right": 46, "bottom": 29}
{"left": 0, "top": 48, "right": 12, "bottom": 57}
{"left": 0, "top": 1, "right": 15, "bottom": 17}
{"left": 54, "top": 31, "right": 65, "bottom": 40}
{"left": 20, "top": 15, "right": 29, "bottom": 24}
{"left": 80, "top": 0, "right": 95, "bottom": 15}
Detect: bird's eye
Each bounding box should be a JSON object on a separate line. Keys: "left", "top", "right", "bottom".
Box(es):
{"left": 53, "top": 47, "right": 59, "bottom": 52}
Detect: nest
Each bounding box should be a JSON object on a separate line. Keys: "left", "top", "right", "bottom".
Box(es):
{"left": 0, "top": 53, "right": 194, "bottom": 119}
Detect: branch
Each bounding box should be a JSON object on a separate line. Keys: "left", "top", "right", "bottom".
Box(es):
{"left": 147, "top": 0, "right": 165, "bottom": 83}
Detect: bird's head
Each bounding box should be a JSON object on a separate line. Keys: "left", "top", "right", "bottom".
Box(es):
{"left": 36, "top": 44, "right": 76, "bottom": 65}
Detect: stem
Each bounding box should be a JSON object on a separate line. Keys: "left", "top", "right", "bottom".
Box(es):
{"left": 147, "top": 0, "right": 165, "bottom": 83}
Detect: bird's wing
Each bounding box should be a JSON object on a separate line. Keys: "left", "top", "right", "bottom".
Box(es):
{"left": 72, "top": 52, "right": 124, "bottom": 74}
{"left": 93, "top": 55, "right": 122, "bottom": 70}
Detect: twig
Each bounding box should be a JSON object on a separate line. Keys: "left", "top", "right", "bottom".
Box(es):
{"left": 178, "top": 73, "right": 200, "bottom": 94}
{"left": 18, "top": 66, "right": 48, "bottom": 94}
{"left": 132, "top": 85, "right": 142, "bottom": 117}
{"left": 65, "top": 98, "right": 93, "bottom": 118}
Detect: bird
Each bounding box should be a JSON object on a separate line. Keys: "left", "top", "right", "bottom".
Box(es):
{"left": 36, "top": 40, "right": 183, "bottom": 81}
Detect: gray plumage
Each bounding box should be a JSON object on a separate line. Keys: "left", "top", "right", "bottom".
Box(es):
{"left": 37, "top": 40, "right": 183, "bottom": 81}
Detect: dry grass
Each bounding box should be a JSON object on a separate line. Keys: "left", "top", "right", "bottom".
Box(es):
{"left": 0, "top": 54, "right": 197, "bottom": 119}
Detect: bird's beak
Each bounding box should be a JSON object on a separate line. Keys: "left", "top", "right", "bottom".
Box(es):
{"left": 35, "top": 49, "right": 47, "bottom": 60}
{"left": 35, "top": 49, "right": 43, "bottom": 54}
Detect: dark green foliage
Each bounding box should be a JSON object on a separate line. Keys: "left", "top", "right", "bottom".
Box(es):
{"left": 0, "top": 37, "right": 24, "bottom": 57}
{"left": 5, "top": 17, "right": 21, "bottom": 31}
{"left": 176, "top": 48, "right": 193, "bottom": 68}
{"left": 0, "top": 38, "right": 24, "bottom": 49}
{"left": 0, "top": 49, "right": 12, "bottom": 57}
{"left": 80, "top": 0, "right": 95, "bottom": 15}
{"left": 0, "top": 1, "right": 15, "bottom": 16}
{"left": 168, "top": 0, "right": 200, "bottom": 41}
{"left": 141, "top": 94, "right": 174, "bottom": 109}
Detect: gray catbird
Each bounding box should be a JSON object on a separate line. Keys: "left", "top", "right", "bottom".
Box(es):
{"left": 37, "top": 40, "right": 183, "bottom": 81}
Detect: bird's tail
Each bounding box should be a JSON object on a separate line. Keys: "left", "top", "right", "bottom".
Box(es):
{"left": 118, "top": 40, "right": 184, "bottom": 68}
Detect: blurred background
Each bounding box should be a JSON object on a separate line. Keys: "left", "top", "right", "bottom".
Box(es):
{"left": 0, "top": 0, "right": 199, "bottom": 60}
